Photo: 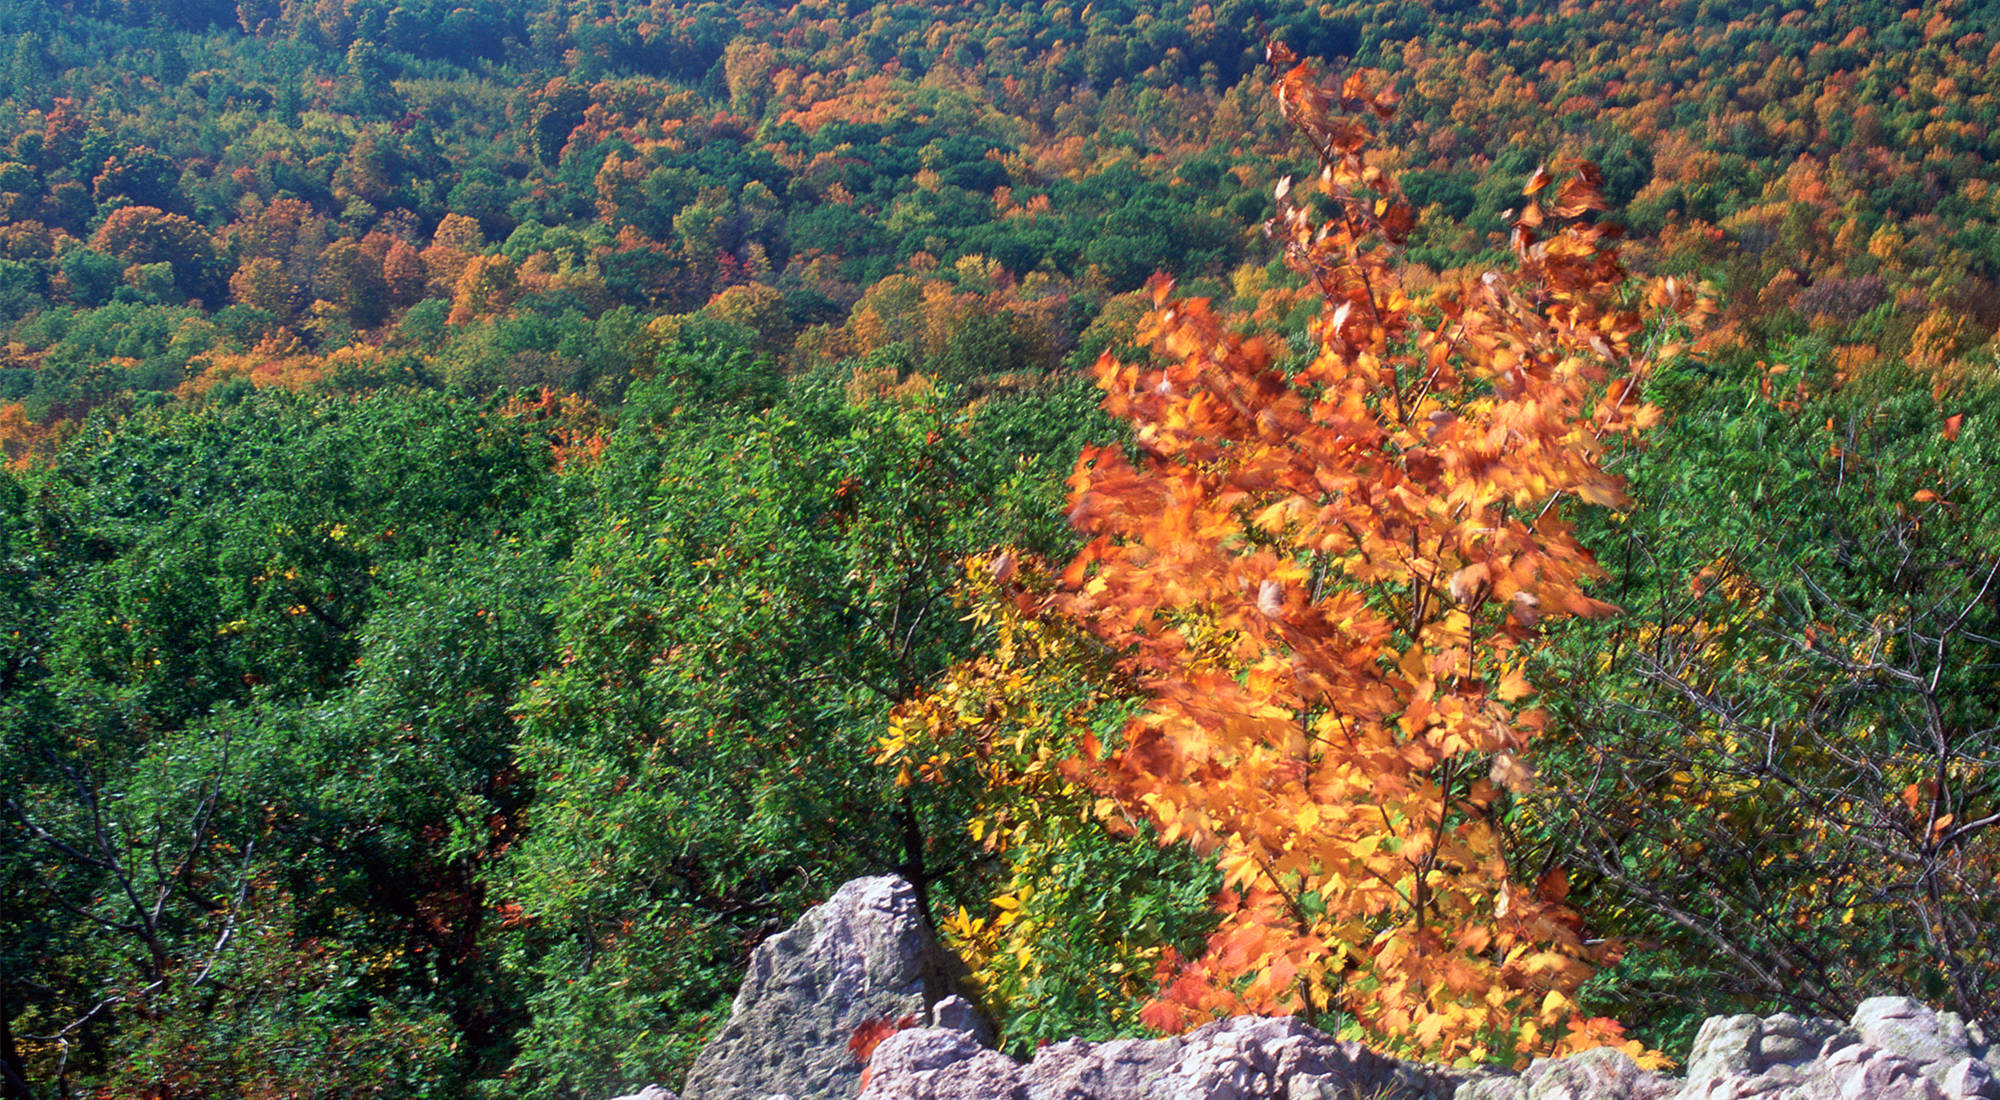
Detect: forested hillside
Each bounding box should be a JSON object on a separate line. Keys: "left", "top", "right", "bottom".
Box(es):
{"left": 1, "top": 0, "right": 1996, "bottom": 1097}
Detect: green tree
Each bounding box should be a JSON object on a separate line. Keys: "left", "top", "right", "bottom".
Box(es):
{"left": 0, "top": 387, "right": 570, "bottom": 1097}
{"left": 496, "top": 353, "right": 1098, "bottom": 1096}
{"left": 1538, "top": 367, "right": 2000, "bottom": 1046}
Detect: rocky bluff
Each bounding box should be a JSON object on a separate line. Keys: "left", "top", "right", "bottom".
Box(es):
{"left": 606, "top": 876, "right": 1997, "bottom": 1100}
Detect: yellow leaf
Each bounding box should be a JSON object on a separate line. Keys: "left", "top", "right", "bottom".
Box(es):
{"left": 1399, "top": 642, "right": 1430, "bottom": 685}
{"left": 1252, "top": 499, "right": 1295, "bottom": 531}
{"left": 1540, "top": 989, "right": 1572, "bottom": 1025}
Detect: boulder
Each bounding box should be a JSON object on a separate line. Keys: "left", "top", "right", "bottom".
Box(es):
{"left": 1943, "top": 1057, "right": 1998, "bottom": 1100}
{"left": 1651, "top": 1000, "right": 2000, "bottom": 1100}
{"left": 1669, "top": 1011, "right": 1861, "bottom": 1100}
{"left": 679, "top": 875, "right": 977, "bottom": 1100}
{"left": 1856, "top": 998, "right": 1980, "bottom": 1090}
{"left": 1508, "top": 1046, "right": 1679, "bottom": 1100}
{"left": 1140, "top": 1015, "right": 1446, "bottom": 1100}
{"left": 1682, "top": 1015, "right": 1769, "bottom": 1083}
{"left": 1755, "top": 1014, "right": 1847, "bottom": 1069}
{"left": 858, "top": 1027, "right": 1024, "bottom": 1100}
{"left": 864, "top": 1016, "right": 1483, "bottom": 1100}
{"left": 1819, "top": 1040, "right": 1937, "bottom": 1100}
{"left": 1014, "top": 1034, "right": 1180, "bottom": 1100}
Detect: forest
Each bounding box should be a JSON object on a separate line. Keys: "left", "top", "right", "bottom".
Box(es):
{"left": 0, "top": 0, "right": 1996, "bottom": 1096}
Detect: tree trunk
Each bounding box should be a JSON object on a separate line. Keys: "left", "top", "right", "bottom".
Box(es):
{"left": 0, "top": 955, "right": 34, "bottom": 1100}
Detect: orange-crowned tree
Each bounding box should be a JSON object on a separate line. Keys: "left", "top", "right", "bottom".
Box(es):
{"left": 885, "top": 46, "right": 1712, "bottom": 1064}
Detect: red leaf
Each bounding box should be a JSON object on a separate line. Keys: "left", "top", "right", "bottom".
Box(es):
{"left": 849, "top": 1014, "right": 917, "bottom": 1064}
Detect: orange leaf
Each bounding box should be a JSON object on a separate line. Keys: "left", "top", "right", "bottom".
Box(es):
{"left": 849, "top": 1015, "right": 917, "bottom": 1064}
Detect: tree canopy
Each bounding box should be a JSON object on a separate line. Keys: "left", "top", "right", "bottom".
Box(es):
{"left": 3, "top": 0, "right": 1999, "bottom": 1095}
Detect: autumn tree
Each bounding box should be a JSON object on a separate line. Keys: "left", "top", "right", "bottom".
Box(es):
{"left": 423, "top": 212, "right": 486, "bottom": 297}
{"left": 447, "top": 253, "right": 519, "bottom": 326}
{"left": 312, "top": 232, "right": 394, "bottom": 330}
{"left": 889, "top": 50, "right": 1711, "bottom": 1063}
{"left": 229, "top": 255, "right": 294, "bottom": 320}
{"left": 91, "top": 205, "right": 223, "bottom": 305}
{"left": 90, "top": 145, "right": 179, "bottom": 209}
{"left": 382, "top": 236, "right": 428, "bottom": 307}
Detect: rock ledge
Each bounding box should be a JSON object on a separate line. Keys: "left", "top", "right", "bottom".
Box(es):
{"left": 607, "top": 876, "right": 1997, "bottom": 1100}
